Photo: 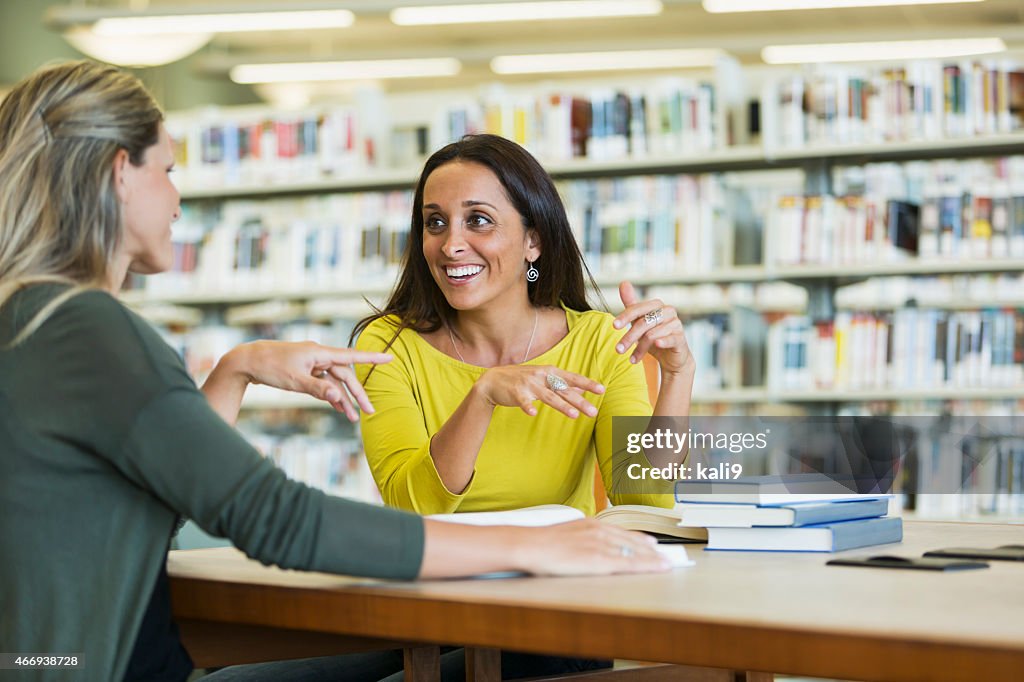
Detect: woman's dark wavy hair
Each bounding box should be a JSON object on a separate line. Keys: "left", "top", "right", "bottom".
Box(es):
{"left": 351, "top": 133, "right": 601, "bottom": 352}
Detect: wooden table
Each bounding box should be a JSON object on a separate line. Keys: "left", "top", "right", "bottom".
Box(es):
{"left": 168, "top": 521, "right": 1024, "bottom": 682}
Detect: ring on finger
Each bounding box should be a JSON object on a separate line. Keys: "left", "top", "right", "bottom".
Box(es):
{"left": 644, "top": 308, "right": 663, "bottom": 326}
{"left": 546, "top": 373, "right": 569, "bottom": 392}
{"left": 619, "top": 544, "right": 635, "bottom": 558}
{"left": 318, "top": 370, "right": 329, "bottom": 378}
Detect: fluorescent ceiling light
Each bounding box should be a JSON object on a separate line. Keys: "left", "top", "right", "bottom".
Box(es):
{"left": 492, "top": 48, "right": 721, "bottom": 74}
{"left": 392, "top": 0, "right": 662, "bottom": 25}
{"left": 231, "top": 59, "right": 462, "bottom": 84}
{"left": 63, "top": 27, "right": 212, "bottom": 67}
{"left": 704, "top": 0, "right": 984, "bottom": 11}
{"left": 93, "top": 9, "right": 354, "bottom": 36}
{"left": 762, "top": 37, "right": 1006, "bottom": 63}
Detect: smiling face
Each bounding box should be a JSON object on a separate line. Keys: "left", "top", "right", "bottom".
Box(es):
{"left": 118, "top": 124, "right": 181, "bottom": 275}
{"left": 421, "top": 161, "right": 540, "bottom": 314}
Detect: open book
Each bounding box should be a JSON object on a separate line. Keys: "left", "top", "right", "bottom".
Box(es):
{"left": 429, "top": 504, "right": 707, "bottom": 542}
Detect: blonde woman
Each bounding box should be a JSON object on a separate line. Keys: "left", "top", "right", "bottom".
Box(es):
{"left": 0, "top": 61, "right": 668, "bottom": 682}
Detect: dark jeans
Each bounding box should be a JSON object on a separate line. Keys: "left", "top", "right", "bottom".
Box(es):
{"left": 203, "top": 647, "right": 611, "bottom": 681}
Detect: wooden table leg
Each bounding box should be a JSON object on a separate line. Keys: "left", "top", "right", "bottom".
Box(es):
{"left": 404, "top": 645, "right": 441, "bottom": 682}
{"left": 465, "top": 647, "right": 501, "bottom": 682}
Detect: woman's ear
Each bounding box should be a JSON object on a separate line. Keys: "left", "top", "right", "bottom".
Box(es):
{"left": 526, "top": 228, "right": 542, "bottom": 262}
{"left": 111, "top": 148, "right": 132, "bottom": 205}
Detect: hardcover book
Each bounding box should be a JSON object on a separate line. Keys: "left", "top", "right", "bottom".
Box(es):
{"left": 678, "top": 497, "right": 889, "bottom": 528}
{"left": 705, "top": 516, "right": 903, "bottom": 552}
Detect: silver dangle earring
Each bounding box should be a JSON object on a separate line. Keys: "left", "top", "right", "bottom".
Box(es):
{"left": 526, "top": 260, "right": 539, "bottom": 283}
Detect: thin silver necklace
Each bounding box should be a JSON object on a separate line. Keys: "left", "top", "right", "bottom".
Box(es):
{"left": 448, "top": 309, "right": 539, "bottom": 365}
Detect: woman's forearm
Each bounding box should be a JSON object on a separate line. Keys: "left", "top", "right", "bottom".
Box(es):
{"left": 418, "top": 518, "right": 670, "bottom": 579}
{"left": 200, "top": 346, "right": 251, "bottom": 426}
{"left": 653, "top": 362, "right": 695, "bottom": 417}
{"left": 646, "top": 362, "right": 695, "bottom": 466}
{"left": 418, "top": 519, "right": 531, "bottom": 578}
{"left": 427, "top": 383, "right": 496, "bottom": 494}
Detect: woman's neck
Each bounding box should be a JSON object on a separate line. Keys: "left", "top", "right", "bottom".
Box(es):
{"left": 451, "top": 305, "right": 539, "bottom": 366}
{"left": 105, "top": 252, "right": 130, "bottom": 294}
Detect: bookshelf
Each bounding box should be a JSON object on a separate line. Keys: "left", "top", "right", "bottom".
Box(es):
{"left": 135, "top": 61, "right": 1024, "bottom": 519}
{"left": 138, "top": 135, "right": 1024, "bottom": 402}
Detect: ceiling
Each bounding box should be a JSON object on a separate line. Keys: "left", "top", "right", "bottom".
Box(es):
{"left": 38, "top": 0, "right": 1024, "bottom": 98}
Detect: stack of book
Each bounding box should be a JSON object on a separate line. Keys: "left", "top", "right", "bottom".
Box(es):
{"left": 675, "top": 477, "right": 902, "bottom": 552}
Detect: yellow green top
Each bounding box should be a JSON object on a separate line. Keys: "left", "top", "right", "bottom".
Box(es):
{"left": 356, "top": 307, "right": 672, "bottom": 515}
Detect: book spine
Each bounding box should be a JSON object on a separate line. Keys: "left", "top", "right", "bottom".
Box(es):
{"left": 831, "top": 516, "right": 903, "bottom": 551}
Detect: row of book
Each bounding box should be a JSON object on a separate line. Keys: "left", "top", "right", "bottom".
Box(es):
{"left": 769, "top": 156, "right": 1024, "bottom": 265}
{"left": 167, "top": 102, "right": 385, "bottom": 189}
{"left": 138, "top": 192, "right": 412, "bottom": 298}
{"left": 131, "top": 156, "right": 1024, "bottom": 301}
{"left": 165, "top": 78, "right": 722, "bottom": 191}
{"left": 762, "top": 59, "right": 1024, "bottom": 150}
{"left": 244, "top": 432, "right": 378, "bottom": 502}
{"left": 164, "top": 58, "right": 1024, "bottom": 192}
{"left": 442, "top": 79, "right": 719, "bottom": 163}
{"left": 561, "top": 174, "right": 736, "bottom": 276}
{"left": 133, "top": 173, "right": 753, "bottom": 298}
{"left": 767, "top": 310, "right": 1024, "bottom": 392}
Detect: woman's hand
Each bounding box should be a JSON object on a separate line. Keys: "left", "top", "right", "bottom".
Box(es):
{"left": 204, "top": 341, "right": 393, "bottom": 424}
{"left": 474, "top": 364, "right": 605, "bottom": 419}
{"left": 613, "top": 281, "right": 695, "bottom": 377}
{"left": 514, "top": 519, "right": 670, "bottom": 576}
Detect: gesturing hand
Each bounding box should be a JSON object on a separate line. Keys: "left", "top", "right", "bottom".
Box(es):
{"left": 475, "top": 364, "right": 605, "bottom": 419}
{"left": 612, "top": 281, "right": 694, "bottom": 376}
{"left": 234, "top": 340, "right": 393, "bottom": 421}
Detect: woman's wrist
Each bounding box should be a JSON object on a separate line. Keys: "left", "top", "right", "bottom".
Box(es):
{"left": 502, "top": 526, "right": 535, "bottom": 573}
{"left": 212, "top": 343, "right": 256, "bottom": 387}
{"left": 660, "top": 355, "right": 696, "bottom": 381}
{"left": 470, "top": 374, "right": 497, "bottom": 409}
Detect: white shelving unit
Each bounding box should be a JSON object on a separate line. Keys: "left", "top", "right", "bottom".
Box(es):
{"left": 174, "top": 134, "right": 1024, "bottom": 201}
{"left": 123, "top": 259, "right": 1024, "bottom": 307}
{"left": 143, "top": 65, "right": 1024, "bottom": 523}
{"left": 772, "top": 386, "right": 1024, "bottom": 403}
{"left": 239, "top": 385, "right": 1024, "bottom": 411}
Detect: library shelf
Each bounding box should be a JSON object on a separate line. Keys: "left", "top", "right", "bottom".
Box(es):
{"left": 773, "top": 259, "right": 1024, "bottom": 283}
{"left": 768, "top": 133, "right": 1024, "bottom": 165}
{"left": 121, "top": 259, "right": 1024, "bottom": 308}
{"left": 241, "top": 391, "right": 326, "bottom": 411}
{"left": 239, "top": 387, "right": 775, "bottom": 410}
{"left": 178, "top": 167, "right": 423, "bottom": 201}
{"left": 772, "top": 386, "right": 1024, "bottom": 403}
{"left": 174, "top": 134, "right": 1024, "bottom": 202}
{"left": 695, "top": 388, "right": 771, "bottom": 404}
{"left": 239, "top": 385, "right": 1024, "bottom": 409}
{"left": 593, "top": 265, "right": 768, "bottom": 288}
{"left": 121, "top": 282, "right": 397, "bottom": 307}
{"left": 836, "top": 298, "right": 1024, "bottom": 312}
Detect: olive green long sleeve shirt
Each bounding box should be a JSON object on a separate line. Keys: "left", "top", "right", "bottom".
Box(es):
{"left": 0, "top": 285, "right": 424, "bottom": 682}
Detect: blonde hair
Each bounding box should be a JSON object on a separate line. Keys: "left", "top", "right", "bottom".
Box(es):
{"left": 0, "top": 60, "right": 162, "bottom": 344}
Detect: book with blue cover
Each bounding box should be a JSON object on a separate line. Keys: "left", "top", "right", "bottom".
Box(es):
{"left": 679, "top": 497, "right": 890, "bottom": 528}
{"left": 674, "top": 473, "right": 890, "bottom": 506}
{"left": 704, "top": 516, "right": 903, "bottom": 552}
